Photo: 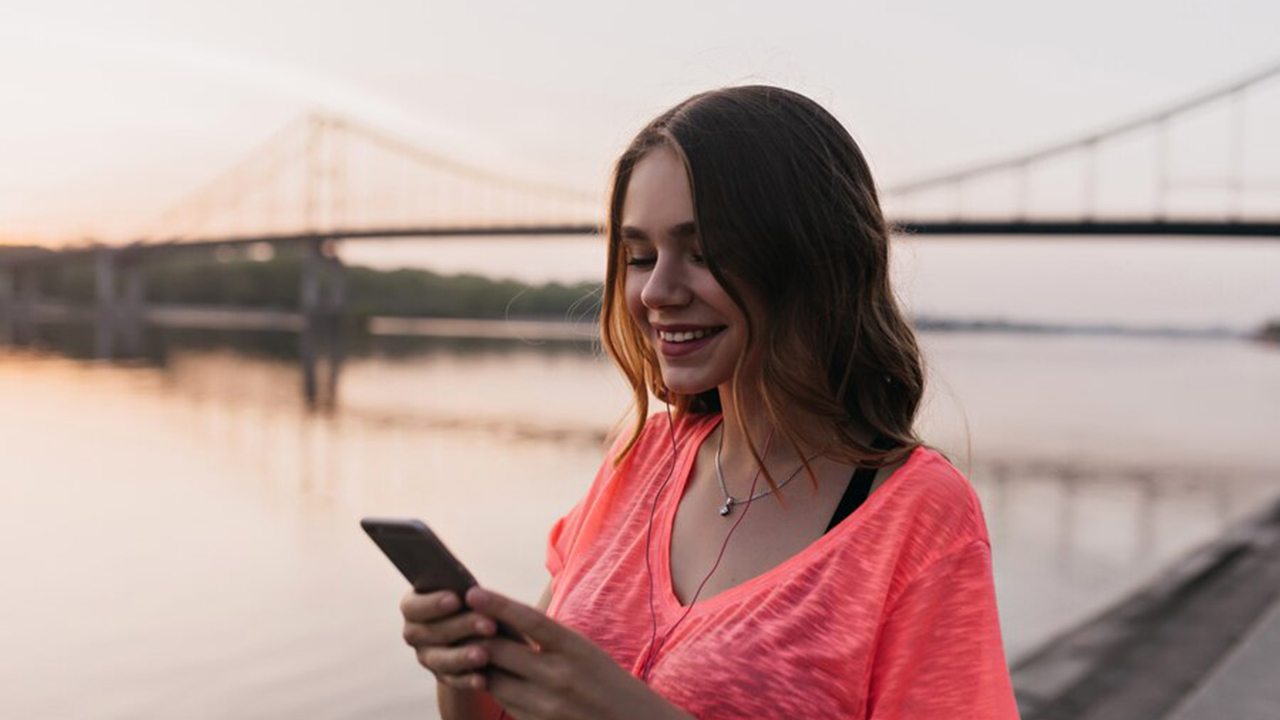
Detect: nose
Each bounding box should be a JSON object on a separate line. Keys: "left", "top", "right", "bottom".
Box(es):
{"left": 639, "top": 254, "right": 692, "bottom": 310}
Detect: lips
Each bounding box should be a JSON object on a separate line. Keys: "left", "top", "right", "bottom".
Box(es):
{"left": 652, "top": 324, "right": 726, "bottom": 358}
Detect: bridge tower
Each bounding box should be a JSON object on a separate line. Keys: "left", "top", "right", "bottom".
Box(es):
{"left": 0, "top": 265, "right": 14, "bottom": 343}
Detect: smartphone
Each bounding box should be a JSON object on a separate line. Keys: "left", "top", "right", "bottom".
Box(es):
{"left": 361, "top": 517, "right": 525, "bottom": 642}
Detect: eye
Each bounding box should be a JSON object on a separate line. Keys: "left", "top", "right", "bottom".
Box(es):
{"left": 625, "top": 255, "right": 656, "bottom": 268}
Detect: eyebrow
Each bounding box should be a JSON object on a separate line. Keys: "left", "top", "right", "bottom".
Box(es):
{"left": 620, "top": 221, "right": 698, "bottom": 242}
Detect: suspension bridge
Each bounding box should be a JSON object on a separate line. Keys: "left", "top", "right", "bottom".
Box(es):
{"left": 2, "top": 57, "right": 1278, "bottom": 349}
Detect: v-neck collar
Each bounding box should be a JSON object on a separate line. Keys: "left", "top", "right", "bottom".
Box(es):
{"left": 652, "top": 413, "right": 925, "bottom": 617}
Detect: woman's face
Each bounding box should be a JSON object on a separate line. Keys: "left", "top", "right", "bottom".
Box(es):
{"left": 621, "top": 145, "right": 748, "bottom": 397}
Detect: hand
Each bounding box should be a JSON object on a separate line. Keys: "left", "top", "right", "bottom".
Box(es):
{"left": 401, "top": 588, "right": 499, "bottom": 693}
{"left": 463, "top": 587, "right": 696, "bottom": 720}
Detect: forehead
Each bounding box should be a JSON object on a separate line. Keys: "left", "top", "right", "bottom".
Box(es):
{"left": 621, "top": 145, "right": 694, "bottom": 237}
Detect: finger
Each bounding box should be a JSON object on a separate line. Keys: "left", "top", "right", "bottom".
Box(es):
{"left": 400, "top": 589, "right": 461, "bottom": 622}
{"left": 403, "top": 611, "right": 498, "bottom": 647}
{"left": 466, "top": 587, "right": 569, "bottom": 650}
{"left": 439, "top": 671, "right": 487, "bottom": 693}
{"left": 481, "top": 636, "right": 577, "bottom": 695}
{"left": 486, "top": 667, "right": 553, "bottom": 720}
{"left": 418, "top": 643, "right": 490, "bottom": 676}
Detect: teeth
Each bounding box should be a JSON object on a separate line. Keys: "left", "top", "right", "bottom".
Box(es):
{"left": 659, "top": 328, "right": 719, "bottom": 343}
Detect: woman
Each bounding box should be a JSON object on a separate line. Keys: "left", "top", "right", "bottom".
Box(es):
{"left": 400, "top": 86, "right": 1020, "bottom": 719}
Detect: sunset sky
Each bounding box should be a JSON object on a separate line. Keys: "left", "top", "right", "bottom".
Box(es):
{"left": 3, "top": 0, "right": 1279, "bottom": 247}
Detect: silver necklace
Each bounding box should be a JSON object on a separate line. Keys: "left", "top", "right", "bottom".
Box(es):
{"left": 714, "top": 426, "right": 827, "bottom": 517}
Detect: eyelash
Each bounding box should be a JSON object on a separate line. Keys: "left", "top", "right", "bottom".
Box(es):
{"left": 624, "top": 254, "right": 705, "bottom": 267}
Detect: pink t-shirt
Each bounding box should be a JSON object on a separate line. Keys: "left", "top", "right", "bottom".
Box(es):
{"left": 545, "top": 412, "right": 1020, "bottom": 719}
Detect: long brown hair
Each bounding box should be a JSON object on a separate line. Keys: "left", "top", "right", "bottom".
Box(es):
{"left": 600, "top": 86, "right": 925, "bottom": 490}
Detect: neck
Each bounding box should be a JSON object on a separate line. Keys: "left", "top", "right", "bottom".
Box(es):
{"left": 712, "top": 381, "right": 882, "bottom": 493}
{"left": 714, "top": 382, "right": 832, "bottom": 492}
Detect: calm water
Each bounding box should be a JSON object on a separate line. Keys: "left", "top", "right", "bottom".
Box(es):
{"left": 2, "top": 327, "right": 1278, "bottom": 719}
{"left": 3, "top": 238, "right": 1280, "bottom": 719}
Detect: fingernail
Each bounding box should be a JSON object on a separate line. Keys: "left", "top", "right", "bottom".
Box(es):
{"left": 468, "top": 587, "right": 490, "bottom": 605}
{"left": 440, "top": 594, "right": 459, "bottom": 611}
{"left": 475, "top": 619, "right": 494, "bottom": 635}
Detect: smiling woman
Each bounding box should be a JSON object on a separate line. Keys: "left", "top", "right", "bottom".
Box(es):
{"left": 619, "top": 148, "right": 746, "bottom": 398}
{"left": 398, "top": 86, "right": 1021, "bottom": 720}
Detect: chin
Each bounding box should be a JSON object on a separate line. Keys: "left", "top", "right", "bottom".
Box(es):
{"left": 657, "top": 372, "right": 723, "bottom": 398}
{"left": 666, "top": 384, "right": 716, "bottom": 398}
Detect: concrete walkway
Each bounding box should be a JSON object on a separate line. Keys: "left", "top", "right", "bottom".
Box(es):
{"left": 1163, "top": 592, "right": 1280, "bottom": 720}
{"left": 1011, "top": 494, "right": 1280, "bottom": 720}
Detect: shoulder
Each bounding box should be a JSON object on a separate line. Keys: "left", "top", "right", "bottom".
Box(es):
{"left": 879, "top": 445, "right": 992, "bottom": 575}
{"left": 607, "top": 411, "right": 718, "bottom": 471}
{"left": 894, "top": 446, "right": 986, "bottom": 534}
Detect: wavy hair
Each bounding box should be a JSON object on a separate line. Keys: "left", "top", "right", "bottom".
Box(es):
{"left": 600, "top": 86, "right": 926, "bottom": 489}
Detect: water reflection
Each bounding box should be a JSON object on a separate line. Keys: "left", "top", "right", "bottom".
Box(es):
{"left": 1, "top": 316, "right": 607, "bottom": 416}
{"left": 1, "top": 321, "right": 1277, "bottom": 719}
{"left": 299, "top": 318, "right": 344, "bottom": 412}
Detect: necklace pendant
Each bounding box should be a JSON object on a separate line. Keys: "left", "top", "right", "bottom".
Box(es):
{"left": 719, "top": 501, "right": 733, "bottom": 517}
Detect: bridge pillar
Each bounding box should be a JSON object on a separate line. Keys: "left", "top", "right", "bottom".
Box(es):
{"left": 300, "top": 238, "right": 346, "bottom": 319}
{"left": 93, "top": 249, "right": 120, "bottom": 359}
{"left": 118, "top": 258, "right": 146, "bottom": 356}
{"left": 120, "top": 260, "right": 145, "bottom": 319}
{"left": 15, "top": 267, "right": 41, "bottom": 342}
{"left": 17, "top": 267, "right": 40, "bottom": 308}
{"left": 323, "top": 254, "right": 346, "bottom": 316}
{"left": 0, "top": 266, "right": 13, "bottom": 343}
{"left": 94, "top": 249, "right": 118, "bottom": 318}
{"left": 0, "top": 266, "right": 13, "bottom": 307}
{"left": 298, "top": 238, "right": 344, "bottom": 412}
{"left": 300, "top": 239, "right": 324, "bottom": 319}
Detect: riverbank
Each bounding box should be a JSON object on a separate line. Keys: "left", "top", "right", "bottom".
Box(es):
{"left": 1012, "top": 490, "right": 1280, "bottom": 719}
{"left": 4, "top": 247, "right": 1278, "bottom": 343}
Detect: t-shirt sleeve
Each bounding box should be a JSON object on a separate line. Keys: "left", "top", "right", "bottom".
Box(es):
{"left": 866, "top": 539, "right": 1021, "bottom": 719}
{"left": 545, "top": 490, "right": 589, "bottom": 580}
{"left": 544, "top": 427, "right": 636, "bottom": 583}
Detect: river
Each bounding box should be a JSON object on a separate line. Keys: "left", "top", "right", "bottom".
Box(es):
{"left": 2, "top": 236, "right": 1278, "bottom": 719}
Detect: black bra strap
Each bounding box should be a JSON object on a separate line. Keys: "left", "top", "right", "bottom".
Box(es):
{"left": 824, "top": 435, "right": 896, "bottom": 534}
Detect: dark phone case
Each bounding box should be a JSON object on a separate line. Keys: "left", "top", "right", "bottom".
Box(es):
{"left": 361, "top": 517, "right": 527, "bottom": 643}
{"left": 361, "top": 518, "right": 478, "bottom": 596}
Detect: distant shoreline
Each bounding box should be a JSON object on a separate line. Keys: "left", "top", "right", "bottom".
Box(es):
{"left": 4, "top": 302, "right": 1271, "bottom": 343}
{"left": 1, "top": 248, "right": 1273, "bottom": 342}
{"left": 367, "top": 316, "right": 597, "bottom": 341}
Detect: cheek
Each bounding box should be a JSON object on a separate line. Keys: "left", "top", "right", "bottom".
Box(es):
{"left": 622, "top": 274, "right": 647, "bottom": 326}
{"left": 713, "top": 295, "right": 753, "bottom": 360}
{"left": 702, "top": 282, "right": 748, "bottom": 331}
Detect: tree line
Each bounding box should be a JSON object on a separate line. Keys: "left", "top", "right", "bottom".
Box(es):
{"left": 5, "top": 246, "right": 603, "bottom": 322}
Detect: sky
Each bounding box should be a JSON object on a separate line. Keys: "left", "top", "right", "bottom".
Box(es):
{"left": 2, "top": 0, "right": 1279, "bottom": 246}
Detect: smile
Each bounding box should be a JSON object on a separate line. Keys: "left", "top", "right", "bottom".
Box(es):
{"left": 658, "top": 327, "right": 725, "bottom": 343}
{"left": 655, "top": 326, "right": 726, "bottom": 358}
